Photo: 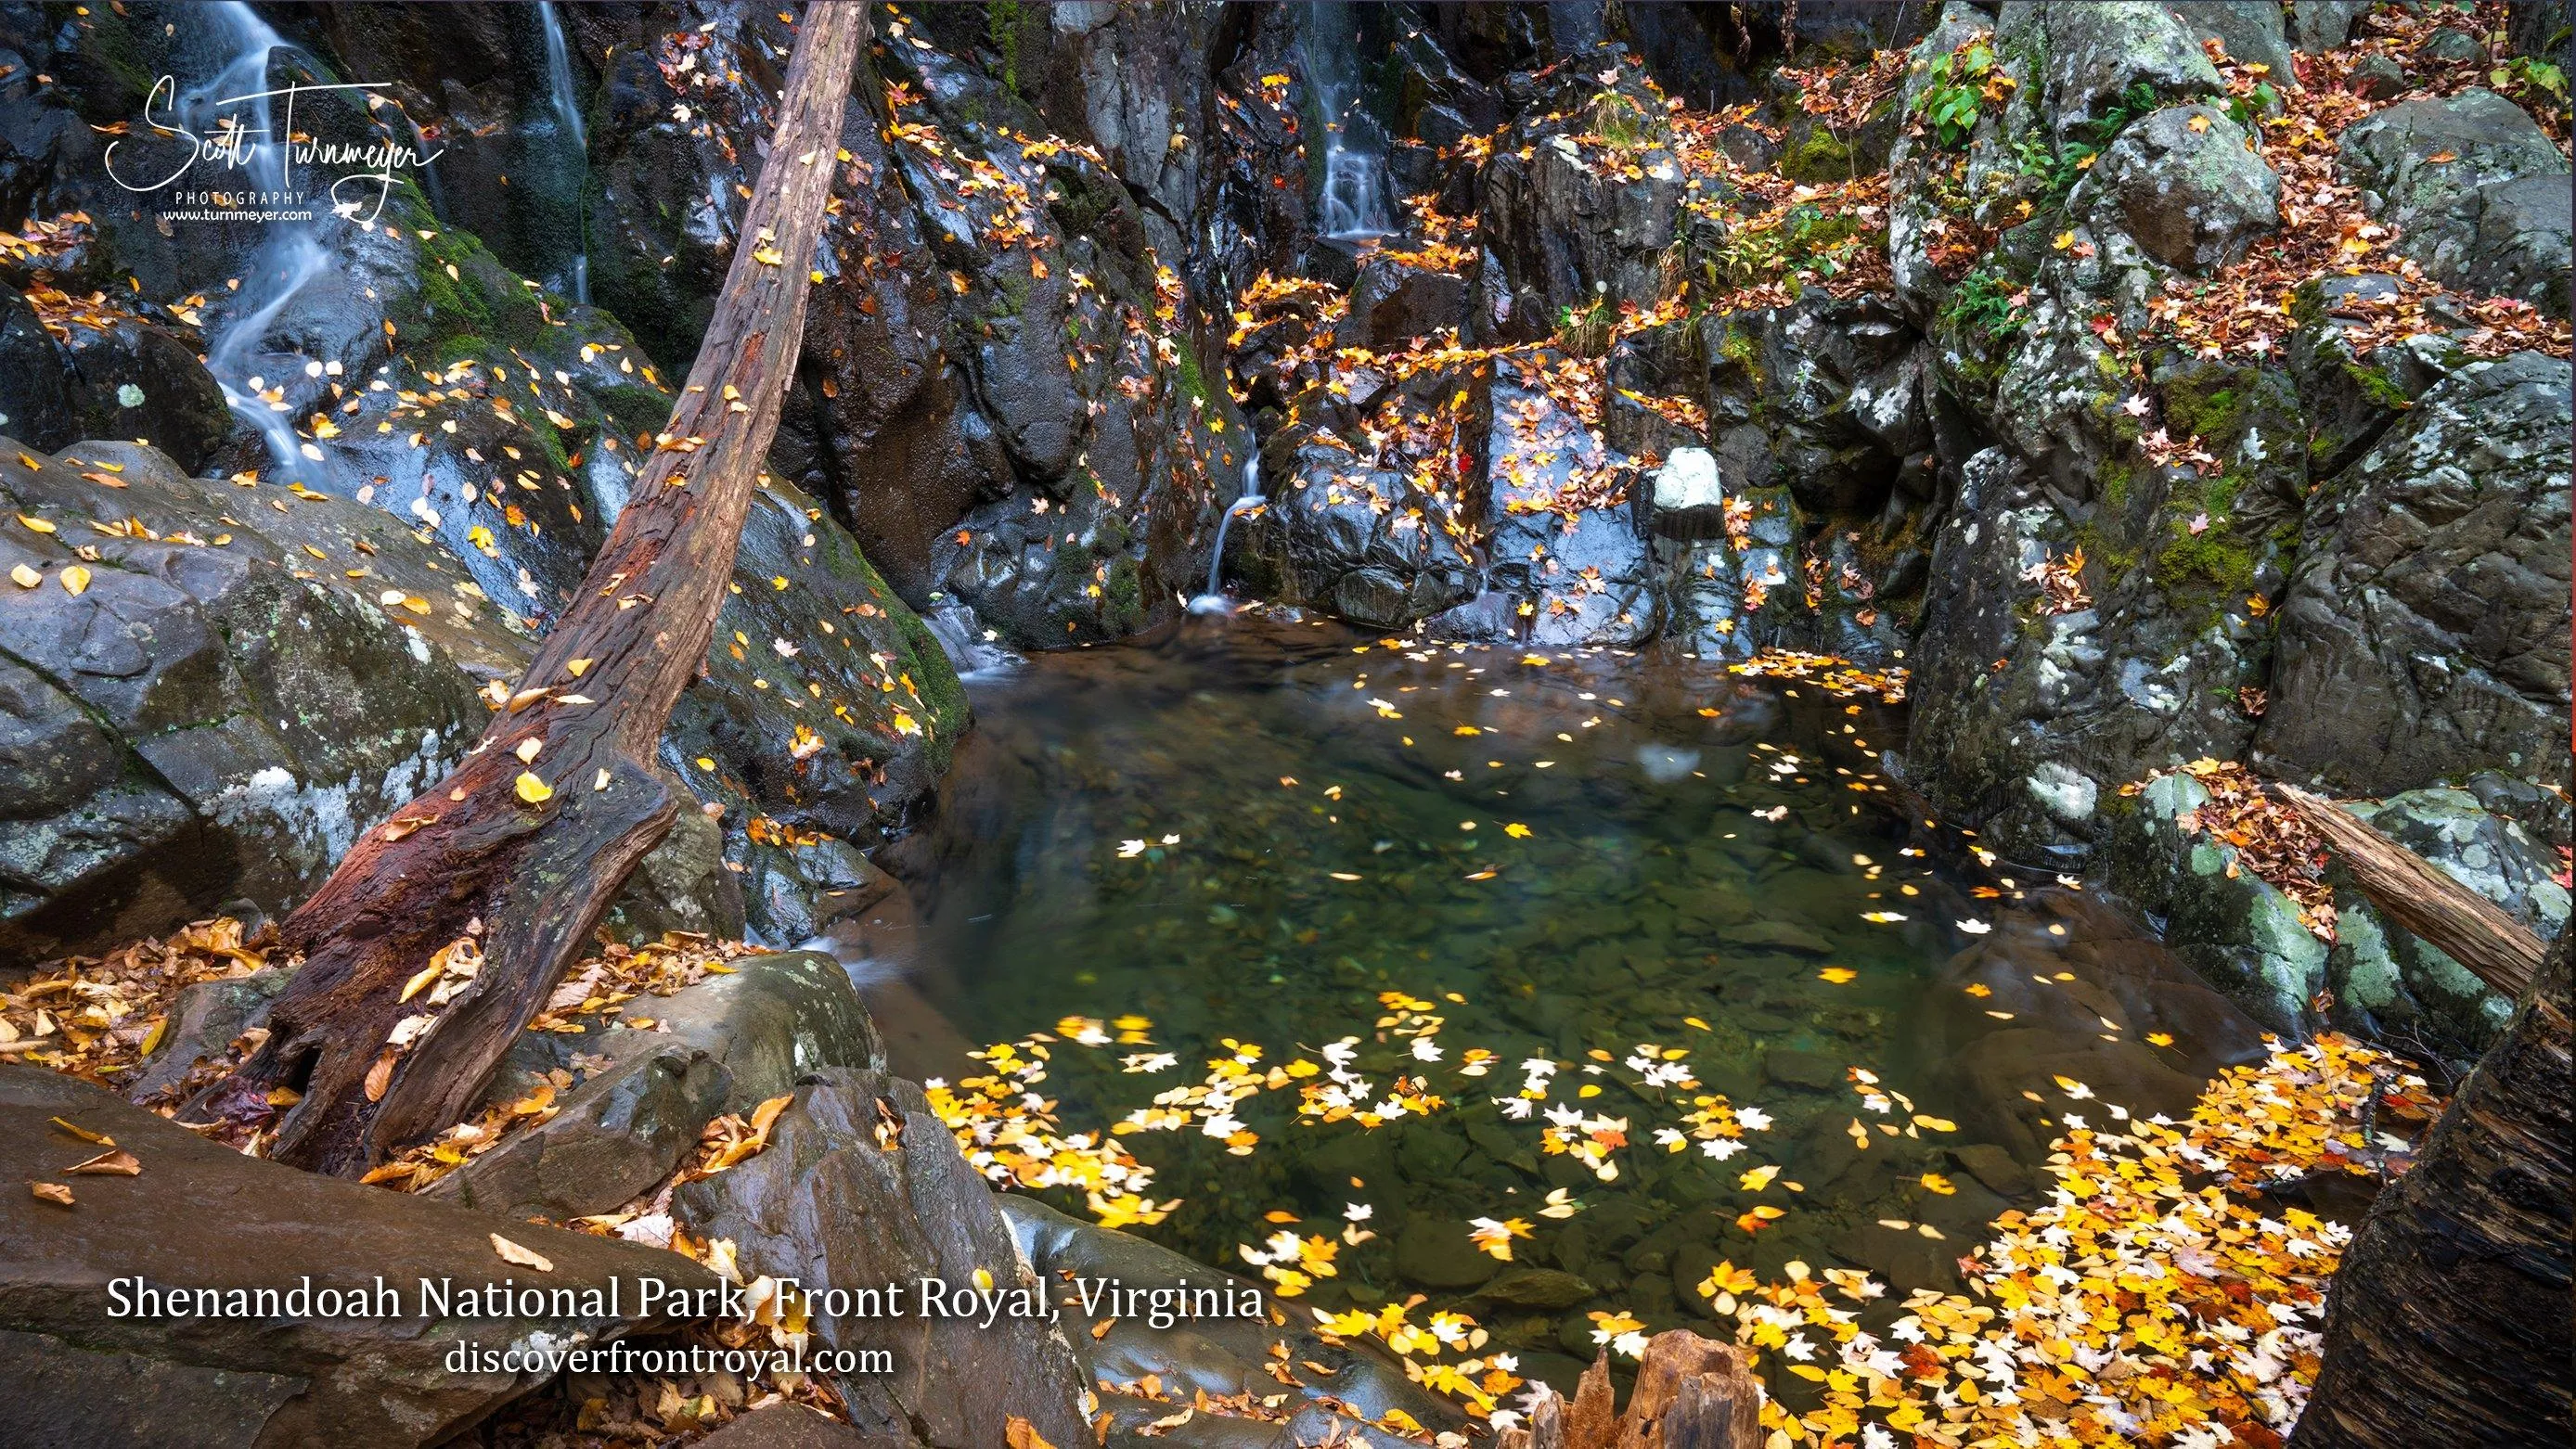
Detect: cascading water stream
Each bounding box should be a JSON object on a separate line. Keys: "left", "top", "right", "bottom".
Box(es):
{"left": 184, "top": 3, "right": 333, "bottom": 481}
{"left": 1300, "top": 1, "right": 1393, "bottom": 244}
{"left": 536, "top": 0, "right": 591, "bottom": 305}
{"left": 1190, "top": 456, "right": 1265, "bottom": 615}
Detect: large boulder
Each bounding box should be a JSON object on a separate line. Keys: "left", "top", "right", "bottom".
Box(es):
{"left": 1, "top": 1065, "right": 715, "bottom": 1448}
{"left": 1992, "top": 1, "right": 2225, "bottom": 140}
{"left": 671, "top": 1069, "right": 1093, "bottom": 1449}
{"left": 2338, "top": 89, "right": 2573, "bottom": 313}
{"left": 2323, "top": 787, "right": 2571, "bottom": 1066}
{"left": 2255, "top": 353, "right": 2573, "bottom": 799}
{"left": 1475, "top": 69, "right": 1686, "bottom": 344}
{"left": 2080, "top": 103, "right": 2280, "bottom": 276}
{"left": 2106, "top": 772, "right": 2331, "bottom": 1035}
{"left": 0, "top": 439, "right": 509, "bottom": 961}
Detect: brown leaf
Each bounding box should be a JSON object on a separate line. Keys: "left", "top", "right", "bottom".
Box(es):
{"left": 30, "top": 1181, "right": 73, "bottom": 1207}
{"left": 490, "top": 1233, "right": 554, "bottom": 1273}
{"left": 66, "top": 1149, "right": 140, "bottom": 1176}
{"left": 1005, "top": 1417, "right": 1059, "bottom": 1449}
{"left": 364, "top": 1051, "right": 397, "bottom": 1102}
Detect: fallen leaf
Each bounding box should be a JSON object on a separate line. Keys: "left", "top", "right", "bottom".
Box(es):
{"left": 30, "top": 1182, "right": 73, "bottom": 1207}
{"left": 490, "top": 1233, "right": 554, "bottom": 1273}
{"left": 48, "top": 1117, "right": 112, "bottom": 1147}
{"left": 67, "top": 1149, "right": 140, "bottom": 1176}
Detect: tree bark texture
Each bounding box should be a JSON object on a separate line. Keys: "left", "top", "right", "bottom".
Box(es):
{"left": 2291, "top": 926, "right": 2571, "bottom": 1448}
{"left": 189, "top": 3, "right": 869, "bottom": 1175}
{"left": 2275, "top": 783, "right": 2547, "bottom": 1000}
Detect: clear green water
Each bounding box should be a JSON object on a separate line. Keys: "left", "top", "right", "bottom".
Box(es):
{"left": 889, "top": 614, "right": 2212, "bottom": 1390}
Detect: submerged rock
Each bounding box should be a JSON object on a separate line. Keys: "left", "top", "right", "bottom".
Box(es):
{"left": 1, "top": 1065, "right": 713, "bottom": 1448}
{"left": 1000, "top": 1194, "right": 1466, "bottom": 1444}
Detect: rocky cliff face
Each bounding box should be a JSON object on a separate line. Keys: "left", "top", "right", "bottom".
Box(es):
{"left": 0, "top": 1, "right": 2566, "bottom": 1062}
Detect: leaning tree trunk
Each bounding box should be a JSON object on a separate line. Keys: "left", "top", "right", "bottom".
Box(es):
{"left": 190, "top": 2, "right": 869, "bottom": 1175}
{"left": 2290, "top": 926, "right": 2571, "bottom": 1448}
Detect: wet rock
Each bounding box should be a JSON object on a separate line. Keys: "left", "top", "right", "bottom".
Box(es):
{"left": 1476, "top": 1267, "right": 1599, "bottom": 1311}
{"left": 491, "top": 952, "right": 886, "bottom": 1118}
{"left": 1704, "top": 293, "right": 1931, "bottom": 517}
{"left": 1475, "top": 76, "right": 1685, "bottom": 344}
{"left": 1995, "top": 2, "right": 2225, "bottom": 140}
{"left": 1950, "top": 1143, "right": 2034, "bottom": 1198}
{"left": 2107, "top": 774, "right": 2328, "bottom": 1034}
{"left": 2082, "top": 104, "right": 2280, "bottom": 276}
{"left": 2323, "top": 787, "right": 2571, "bottom": 1065}
{"left": 2256, "top": 353, "right": 2572, "bottom": 798}
{"left": 1466, "top": 359, "right": 1658, "bottom": 646}
{"left": 2166, "top": 3, "right": 2297, "bottom": 77}
{"left": 694, "top": 1403, "right": 912, "bottom": 1449}
{"left": 603, "top": 809, "right": 748, "bottom": 943}
{"left": 2286, "top": 273, "right": 2466, "bottom": 478}
{"left": 1827, "top": 1221, "right": 1961, "bottom": 1294}
{"left": 425, "top": 1045, "right": 732, "bottom": 1223}
{"left": 1719, "top": 919, "right": 1834, "bottom": 955}
{"left": 0, "top": 285, "right": 82, "bottom": 450}
{"left": 1762, "top": 1047, "right": 1844, "bottom": 1091}
{"left": 2338, "top": 89, "right": 2574, "bottom": 311}
{"left": 0, "top": 439, "right": 500, "bottom": 961}
{"left": 1, "top": 1065, "right": 713, "bottom": 1448}
{"left": 1649, "top": 447, "right": 1726, "bottom": 540}
{"left": 1342, "top": 260, "right": 1471, "bottom": 348}
{"left": 1000, "top": 1194, "right": 1465, "bottom": 1442}
{"left": 1394, "top": 1216, "right": 1501, "bottom": 1289}
{"left": 124, "top": 965, "right": 294, "bottom": 1104}
{"left": 2288, "top": 1, "right": 2369, "bottom": 52}
{"left": 59, "top": 318, "right": 231, "bottom": 473}
{"left": 671, "top": 1070, "right": 1091, "bottom": 1449}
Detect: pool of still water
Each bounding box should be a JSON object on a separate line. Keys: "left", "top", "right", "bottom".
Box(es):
{"left": 879, "top": 613, "right": 2252, "bottom": 1389}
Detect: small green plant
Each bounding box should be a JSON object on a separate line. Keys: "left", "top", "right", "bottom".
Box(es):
{"left": 2223, "top": 80, "right": 2280, "bottom": 131}
{"left": 1912, "top": 38, "right": 1998, "bottom": 148}
{"left": 2492, "top": 54, "right": 2570, "bottom": 115}
{"left": 1943, "top": 266, "right": 2023, "bottom": 342}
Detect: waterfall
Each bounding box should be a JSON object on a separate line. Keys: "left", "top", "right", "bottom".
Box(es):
{"left": 537, "top": 1, "right": 591, "bottom": 304}
{"left": 182, "top": 3, "right": 333, "bottom": 481}
{"left": 1300, "top": 1, "right": 1393, "bottom": 244}
{"left": 1190, "top": 456, "right": 1266, "bottom": 615}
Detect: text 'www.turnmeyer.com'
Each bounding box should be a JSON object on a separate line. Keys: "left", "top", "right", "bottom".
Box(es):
{"left": 442, "top": 1340, "right": 893, "bottom": 1378}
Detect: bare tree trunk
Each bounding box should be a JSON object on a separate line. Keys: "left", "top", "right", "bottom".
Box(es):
{"left": 2274, "top": 783, "right": 2546, "bottom": 999}
{"left": 2291, "top": 927, "right": 2571, "bottom": 1448}
{"left": 189, "top": 3, "right": 870, "bottom": 1176}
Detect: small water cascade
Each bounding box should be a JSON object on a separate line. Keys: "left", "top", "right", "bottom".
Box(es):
{"left": 1190, "top": 456, "right": 1266, "bottom": 615}
{"left": 183, "top": 3, "right": 333, "bottom": 481}
{"left": 536, "top": 1, "right": 591, "bottom": 304}
{"left": 1300, "top": 1, "right": 1394, "bottom": 244}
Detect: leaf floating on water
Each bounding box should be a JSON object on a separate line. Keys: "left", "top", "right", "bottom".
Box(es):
{"left": 1818, "top": 967, "right": 1858, "bottom": 984}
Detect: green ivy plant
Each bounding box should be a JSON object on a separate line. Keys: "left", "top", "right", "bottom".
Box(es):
{"left": 1912, "top": 38, "right": 1999, "bottom": 148}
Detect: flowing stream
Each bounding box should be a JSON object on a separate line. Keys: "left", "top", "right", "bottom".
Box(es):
{"left": 1301, "top": 1, "right": 1395, "bottom": 242}
{"left": 183, "top": 3, "right": 332, "bottom": 480}
{"left": 536, "top": 1, "right": 592, "bottom": 305}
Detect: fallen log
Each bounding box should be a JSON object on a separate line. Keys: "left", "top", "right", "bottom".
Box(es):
{"left": 2272, "top": 783, "right": 2547, "bottom": 1000}
{"left": 189, "top": 2, "right": 870, "bottom": 1174}
{"left": 2292, "top": 928, "right": 2570, "bottom": 1447}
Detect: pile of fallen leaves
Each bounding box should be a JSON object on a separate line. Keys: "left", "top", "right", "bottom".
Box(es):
{"left": 1, "top": 917, "right": 282, "bottom": 1093}
{"left": 2142, "top": 6, "right": 2571, "bottom": 366}
{"left": 354, "top": 932, "right": 766, "bottom": 1190}
{"left": 2124, "top": 759, "right": 2337, "bottom": 940}
{"left": 1701, "top": 1033, "right": 2433, "bottom": 1449}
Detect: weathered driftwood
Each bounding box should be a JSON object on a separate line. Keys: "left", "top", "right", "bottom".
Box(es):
{"left": 2273, "top": 782, "right": 2545, "bottom": 999}
{"left": 2292, "top": 928, "right": 2570, "bottom": 1447}
{"left": 189, "top": 3, "right": 870, "bottom": 1174}
{"left": 1497, "top": 1334, "right": 1764, "bottom": 1449}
